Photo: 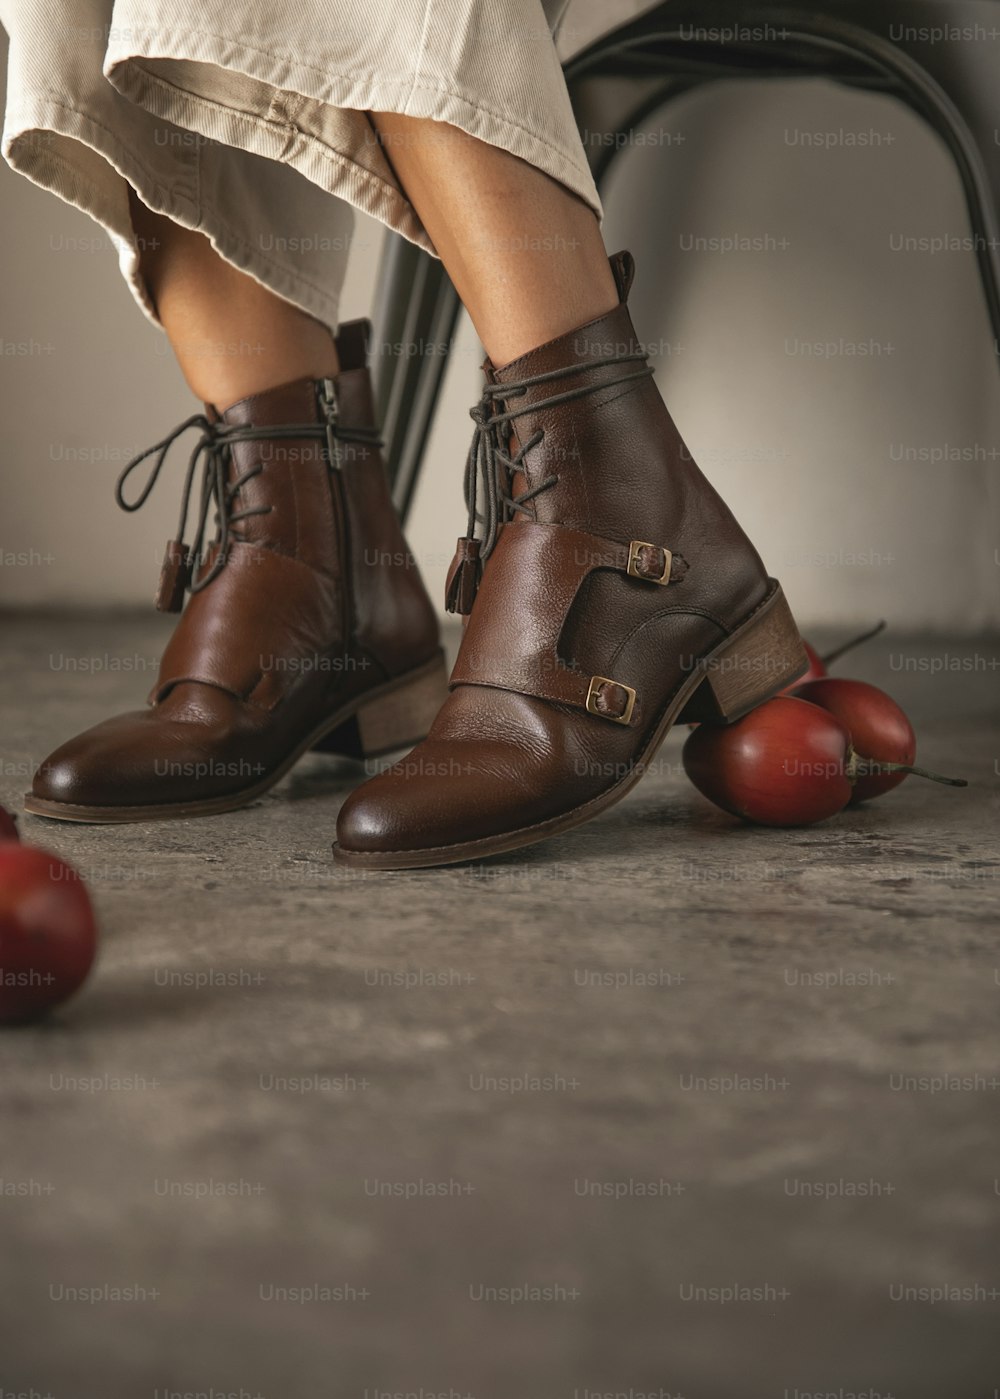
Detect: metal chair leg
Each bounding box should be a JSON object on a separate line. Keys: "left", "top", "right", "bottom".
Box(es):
{"left": 369, "top": 234, "right": 461, "bottom": 521}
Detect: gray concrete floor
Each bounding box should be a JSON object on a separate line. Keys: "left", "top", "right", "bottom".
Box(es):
{"left": 0, "top": 612, "right": 998, "bottom": 1399}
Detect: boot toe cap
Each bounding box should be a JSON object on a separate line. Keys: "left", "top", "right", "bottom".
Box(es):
{"left": 28, "top": 708, "right": 250, "bottom": 812}
{"left": 32, "top": 750, "right": 93, "bottom": 805}
{"left": 30, "top": 719, "right": 144, "bottom": 808}
{"left": 335, "top": 736, "right": 581, "bottom": 859}
{"left": 29, "top": 710, "right": 164, "bottom": 811}
{"left": 336, "top": 767, "right": 451, "bottom": 856}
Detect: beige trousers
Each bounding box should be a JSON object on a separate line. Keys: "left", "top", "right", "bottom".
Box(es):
{"left": 0, "top": 0, "right": 661, "bottom": 327}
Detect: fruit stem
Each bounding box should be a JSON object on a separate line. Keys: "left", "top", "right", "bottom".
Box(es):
{"left": 854, "top": 758, "right": 968, "bottom": 788}
{"left": 821, "top": 619, "right": 887, "bottom": 666}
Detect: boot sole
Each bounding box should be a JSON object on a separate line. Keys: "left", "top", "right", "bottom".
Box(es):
{"left": 22, "top": 651, "right": 448, "bottom": 825}
{"left": 332, "top": 581, "right": 808, "bottom": 871}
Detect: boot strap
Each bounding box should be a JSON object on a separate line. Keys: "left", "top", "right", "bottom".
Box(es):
{"left": 449, "top": 521, "right": 687, "bottom": 727}
{"left": 150, "top": 542, "right": 342, "bottom": 711}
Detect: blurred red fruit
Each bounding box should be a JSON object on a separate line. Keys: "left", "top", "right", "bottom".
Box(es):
{"left": 0, "top": 845, "right": 98, "bottom": 1023}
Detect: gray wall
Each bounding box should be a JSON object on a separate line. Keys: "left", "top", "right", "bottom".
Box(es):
{"left": 3, "top": 56, "right": 999, "bottom": 630}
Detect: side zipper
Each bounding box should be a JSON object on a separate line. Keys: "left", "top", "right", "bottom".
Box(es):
{"left": 316, "top": 376, "right": 353, "bottom": 658}
{"left": 318, "top": 377, "right": 342, "bottom": 471}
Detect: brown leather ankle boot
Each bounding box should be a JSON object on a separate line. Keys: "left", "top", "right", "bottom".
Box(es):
{"left": 334, "top": 253, "right": 808, "bottom": 868}
{"left": 26, "top": 321, "right": 445, "bottom": 822}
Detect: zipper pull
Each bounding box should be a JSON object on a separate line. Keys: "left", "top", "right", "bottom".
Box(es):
{"left": 318, "top": 377, "right": 341, "bottom": 470}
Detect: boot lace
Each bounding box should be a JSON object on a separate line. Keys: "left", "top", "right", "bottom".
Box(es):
{"left": 115, "top": 408, "right": 379, "bottom": 596}
{"left": 463, "top": 352, "right": 653, "bottom": 562}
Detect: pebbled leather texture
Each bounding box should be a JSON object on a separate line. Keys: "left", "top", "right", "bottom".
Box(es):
{"left": 31, "top": 326, "right": 440, "bottom": 811}
{"left": 337, "top": 253, "right": 775, "bottom": 859}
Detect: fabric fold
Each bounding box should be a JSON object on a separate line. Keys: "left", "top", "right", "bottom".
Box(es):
{"left": 0, "top": 0, "right": 629, "bottom": 327}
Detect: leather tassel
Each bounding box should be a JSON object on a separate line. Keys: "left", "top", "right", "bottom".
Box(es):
{"left": 444, "top": 536, "right": 481, "bottom": 616}
{"left": 155, "top": 539, "right": 191, "bottom": 613}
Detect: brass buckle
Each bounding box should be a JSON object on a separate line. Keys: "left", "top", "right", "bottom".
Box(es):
{"left": 586, "top": 675, "right": 637, "bottom": 726}
{"left": 627, "top": 540, "right": 672, "bottom": 586}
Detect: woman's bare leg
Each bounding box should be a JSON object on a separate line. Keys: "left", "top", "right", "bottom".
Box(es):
{"left": 370, "top": 113, "right": 618, "bottom": 366}
{"left": 127, "top": 187, "right": 339, "bottom": 405}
